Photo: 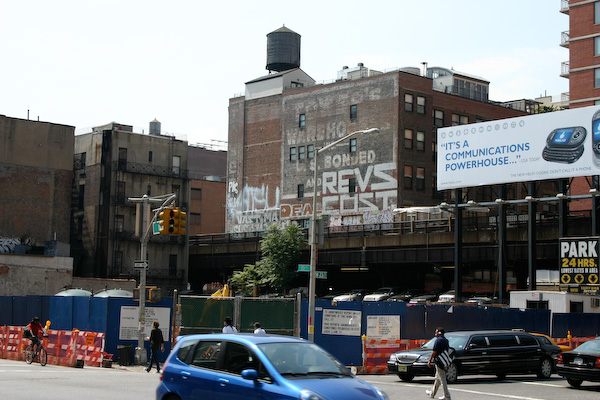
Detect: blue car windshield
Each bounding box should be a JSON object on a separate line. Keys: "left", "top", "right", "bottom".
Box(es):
{"left": 422, "top": 334, "right": 468, "bottom": 350}
{"left": 258, "top": 342, "right": 351, "bottom": 377}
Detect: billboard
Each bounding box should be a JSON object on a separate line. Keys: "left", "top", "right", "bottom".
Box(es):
{"left": 437, "top": 105, "right": 600, "bottom": 190}
{"left": 559, "top": 237, "right": 599, "bottom": 287}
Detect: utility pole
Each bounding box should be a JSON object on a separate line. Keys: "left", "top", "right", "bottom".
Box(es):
{"left": 128, "top": 193, "right": 176, "bottom": 365}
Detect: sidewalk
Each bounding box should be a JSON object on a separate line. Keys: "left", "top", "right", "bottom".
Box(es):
{"left": 113, "top": 363, "right": 162, "bottom": 373}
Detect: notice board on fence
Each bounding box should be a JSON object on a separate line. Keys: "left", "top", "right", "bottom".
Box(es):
{"left": 119, "top": 306, "right": 170, "bottom": 340}
{"left": 321, "top": 309, "right": 361, "bottom": 336}
{"left": 366, "top": 315, "right": 400, "bottom": 346}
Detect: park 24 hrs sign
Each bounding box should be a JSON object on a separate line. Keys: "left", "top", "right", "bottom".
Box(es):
{"left": 559, "top": 237, "right": 600, "bottom": 285}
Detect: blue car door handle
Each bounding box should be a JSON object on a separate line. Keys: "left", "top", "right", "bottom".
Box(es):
{"left": 181, "top": 371, "right": 191, "bottom": 380}
{"left": 219, "top": 378, "right": 229, "bottom": 386}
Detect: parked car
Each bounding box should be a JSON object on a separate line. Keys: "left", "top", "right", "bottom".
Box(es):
{"left": 556, "top": 337, "right": 600, "bottom": 388}
{"left": 409, "top": 289, "right": 442, "bottom": 304}
{"left": 387, "top": 330, "right": 561, "bottom": 383}
{"left": 437, "top": 290, "right": 455, "bottom": 303}
{"left": 531, "top": 332, "right": 572, "bottom": 353}
{"left": 157, "top": 333, "right": 388, "bottom": 400}
{"left": 332, "top": 289, "right": 370, "bottom": 302}
{"left": 363, "top": 287, "right": 399, "bottom": 302}
{"left": 386, "top": 289, "right": 421, "bottom": 302}
{"left": 465, "top": 296, "right": 493, "bottom": 306}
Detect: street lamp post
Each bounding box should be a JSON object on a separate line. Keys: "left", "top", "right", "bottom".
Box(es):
{"left": 307, "top": 128, "right": 380, "bottom": 342}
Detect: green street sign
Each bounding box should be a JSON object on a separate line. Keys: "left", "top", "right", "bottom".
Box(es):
{"left": 297, "top": 264, "right": 311, "bottom": 272}
{"left": 316, "top": 271, "right": 327, "bottom": 279}
{"left": 152, "top": 221, "right": 161, "bottom": 235}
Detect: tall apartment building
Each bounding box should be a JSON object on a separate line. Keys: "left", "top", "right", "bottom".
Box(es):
{"left": 226, "top": 27, "right": 530, "bottom": 235}
{"left": 560, "top": 0, "right": 600, "bottom": 210}
{"left": 72, "top": 122, "right": 189, "bottom": 292}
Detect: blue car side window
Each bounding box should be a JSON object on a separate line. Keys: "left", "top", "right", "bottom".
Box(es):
{"left": 191, "top": 340, "right": 221, "bottom": 370}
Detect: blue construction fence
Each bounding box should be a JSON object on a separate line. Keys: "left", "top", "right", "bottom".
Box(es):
{"left": 299, "top": 300, "right": 599, "bottom": 367}
{"left": 0, "top": 295, "right": 173, "bottom": 364}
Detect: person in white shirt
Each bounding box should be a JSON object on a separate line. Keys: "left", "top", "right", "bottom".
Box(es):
{"left": 253, "top": 322, "right": 266, "bottom": 335}
{"left": 222, "top": 317, "right": 237, "bottom": 333}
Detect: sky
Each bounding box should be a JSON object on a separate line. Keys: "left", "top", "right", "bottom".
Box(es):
{"left": 1, "top": 0, "right": 568, "bottom": 147}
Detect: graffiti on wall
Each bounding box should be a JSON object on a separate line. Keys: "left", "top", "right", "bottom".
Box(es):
{"left": 0, "top": 237, "right": 31, "bottom": 254}
{"left": 328, "top": 210, "right": 394, "bottom": 233}
{"left": 227, "top": 183, "right": 281, "bottom": 233}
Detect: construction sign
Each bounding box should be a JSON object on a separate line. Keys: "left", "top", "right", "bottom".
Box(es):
{"left": 559, "top": 237, "right": 600, "bottom": 286}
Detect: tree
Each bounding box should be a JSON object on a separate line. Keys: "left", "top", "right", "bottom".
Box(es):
{"left": 230, "top": 224, "right": 304, "bottom": 296}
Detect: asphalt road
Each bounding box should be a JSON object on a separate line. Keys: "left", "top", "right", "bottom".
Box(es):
{"left": 1, "top": 358, "right": 598, "bottom": 400}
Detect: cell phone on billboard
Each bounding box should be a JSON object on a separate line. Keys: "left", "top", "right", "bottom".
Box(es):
{"left": 592, "top": 110, "right": 600, "bottom": 167}
{"left": 542, "top": 126, "right": 586, "bottom": 164}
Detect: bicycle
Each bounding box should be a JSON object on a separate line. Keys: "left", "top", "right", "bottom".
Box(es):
{"left": 25, "top": 336, "right": 48, "bottom": 366}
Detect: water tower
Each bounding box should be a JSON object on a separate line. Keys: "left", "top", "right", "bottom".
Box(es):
{"left": 266, "top": 26, "right": 300, "bottom": 73}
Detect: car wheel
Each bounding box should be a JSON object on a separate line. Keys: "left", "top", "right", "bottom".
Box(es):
{"left": 445, "top": 362, "right": 458, "bottom": 383}
{"left": 398, "top": 373, "right": 414, "bottom": 382}
{"left": 537, "top": 358, "right": 553, "bottom": 379}
{"left": 163, "top": 395, "right": 182, "bottom": 400}
{"left": 496, "top": 372, "right": 506, "bottom": 380}
{"left": 567, "top": 378, "right": 582, "bottom": 388}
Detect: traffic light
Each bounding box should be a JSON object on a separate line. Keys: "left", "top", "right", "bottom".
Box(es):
{"left": 177, "top": 208, "right": 187, "bottom": 236}
{"left": 158, "top": 207, "right": 171, "bottom": 235}
{"left": 168, "top": 208, "right": 176, "bottom": 234}
{"left": 171, "top": 207, "right": 187, "bottom": 235}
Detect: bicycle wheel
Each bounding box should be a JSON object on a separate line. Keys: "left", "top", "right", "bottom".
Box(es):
{"left": 25, "top": 345, "right": 34, "bottom": 364}
{"left": 38, "top": 346, "right": 47, "bottom": 366}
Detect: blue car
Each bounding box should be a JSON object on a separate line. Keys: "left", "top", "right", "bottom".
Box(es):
{"left": 156, "top": 333, "right": 388, "bottom": 400}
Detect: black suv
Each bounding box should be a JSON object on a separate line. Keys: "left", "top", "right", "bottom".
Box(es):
{"left": 387, "top": 330, "right": 560, "bottom": 383}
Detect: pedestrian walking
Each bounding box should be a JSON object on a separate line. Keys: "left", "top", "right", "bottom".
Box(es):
{"left": 253, "top": 322, "right": 266, "bottom": 334}
{"left": 426, "top": 327, "right": 451, "bottom": 400}
{"left": 146, "top": 320, "right": 164, "bottom": 373}
{"left": 222, "top": 316, "right": 238, "bottom": 333}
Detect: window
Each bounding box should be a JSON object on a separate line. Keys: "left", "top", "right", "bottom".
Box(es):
{"left": 117, "top": 181, "right": 126, "bottom": 203}
{"left": 404, "top": 93, "right": 413, "bottom": 112}
{"left": 222, "top": 342, "right": 259, "bottom": 375}
{"left": 596, "top": 37, "right": 600, "bottom": 56}
{"left": 115, "top": 215, "right": 124, "bottom": 232}
{"left": 299, "top": 114, "right": 306, "bottom": 128}
{"left": 191, "top": 213, "right": 201, "bottom": 226}
{"left": 416, "top": 167, "right": 425, "bottom": 191}
{"left": 190, "top": 340, "right": 221, "bottom": 369}
{"left": 570, "top": 301, "right": 583, "bottom": 313}
{"left": 518, "top": 336, "right": 537, "bottom": 346}
{"left": 596, "top": 1, "right": 600, "bottom": 24}
{"left": 488, "top": 335, "right": 518, "bottom": 347}
{"left": 172, "top": 155, "right": 181, "bottom": 176}
{"left": 114, "top": 251, "right": 123, "bottom": 271}
{"left": 416, "top": 131, "right": 425, "bottom": 151}
{"left": 298, "top": 146, "right": 305, "bottom": 160}
{"left": 78, "top": 185, "right": 85, "bottom": 209}
{"left": 404, "top": 129, "right": 413, "bottom": 149}
{"left": 350, "top": 104, "right": 357, "bottom": 121}
{"left": 169, "top": 254, "right": 177, "bottom": 277}
{"left": 148, "top": 150, "right": 153, "bottom": 162}
{"left": 191, "top": 188, "right": 203, "bottom": 200}
{"left": 469, "top": 336, "right": 488, "bottom": 347}
{"left": 298, "top": 184, "right": 304, "bottom": 200}
{"left": 417, "top": 96, "right": 426, "bottom": 114}
{"left": 290, "top": 147, "right": 297, "bottom": 161}
{"left": 75, "top": 152, "right": 86, "bottom": 170}
{"left": 404, "top": 165, "right": 413, "bottom": 189}
{"left": 434, "top": 110, "right": 444, "bottom": 127}
{"left": 526, "top": 300, "right": 548, "bottom": 309}
{"left": 452, "top": 113, "right": 468, "bottom": 126}
{"left": 349, "top": 178, "right": 357, "bottom": 194}
{"left": 118, "top": 147, "right": 127, "bottom": 170}
{"left": 432, "top": 141, "right": 437, "bottom": 161}
{"left": 147, "top": 185, "right": 151, "bottom": 196}
{"left": 307, "top": 144, "right": 314, "bottom": 159}
{"left": 349, "top": 138, "right": 357, "bottom": 153}
{"left": 596, "top": 68, "right": 600, "bottom": 88}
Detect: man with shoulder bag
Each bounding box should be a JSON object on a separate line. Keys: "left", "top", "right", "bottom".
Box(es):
{"left": 426, "top": 327, "right": 452, "bottom": 400}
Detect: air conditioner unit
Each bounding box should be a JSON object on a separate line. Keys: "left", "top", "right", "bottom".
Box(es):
{"left": 591, "top": 298, "right": 600, "bottom": 308}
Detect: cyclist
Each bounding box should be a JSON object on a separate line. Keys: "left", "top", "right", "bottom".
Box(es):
{"left": 27, "top": 317, "right": 45, "bottom": 354}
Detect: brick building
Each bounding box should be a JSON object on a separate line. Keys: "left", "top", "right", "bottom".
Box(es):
{"left": 0, "top": 115, "right": 74, "bottom": 248}
{"left": 72, "top": 122, "right": 189, "bottom": 292}
{"left": 227, "top": 62, "right": 529, "bottom": 234}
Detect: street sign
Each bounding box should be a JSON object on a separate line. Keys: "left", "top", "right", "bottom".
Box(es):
{"left": 134, "top": 260, "right": 148, "bottom": 270}
{"left": 298, "top": 264, "right": 311, "bottom": 272}
{"left": 316, "top": 271, "right": 327, "bottom": 279}
{"left": 152, "top": 221, "right": 161, "bottom": 235}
